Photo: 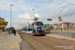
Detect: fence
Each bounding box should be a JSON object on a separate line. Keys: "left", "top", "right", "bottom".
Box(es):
{"left": 0, "top": 31, "right": 9, "bottom": 39}
{"left": 50, "top": 30, "right": 75, "bottom": 38}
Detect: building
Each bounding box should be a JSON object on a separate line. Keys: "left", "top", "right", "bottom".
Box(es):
{"left": 50, "top": 22, "right": 70, "bottom": 29}
{"left": 50, "top": 22, "right": 75, "bottom": 29}
{"left": 58, "top": 22, "right": 70, "bottom": 28}
{"left": 53, "top": 24, "right": 57, "bottom": 28}
{"left": 69, "top": 23, "right": 75, "bottom": 28}
{"left": 0, "top": 17, "right": 8, "bottom": 31}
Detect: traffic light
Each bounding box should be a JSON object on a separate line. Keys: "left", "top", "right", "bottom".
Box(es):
{"left": 47, "top": 19, "right": 52, "bottom": 21}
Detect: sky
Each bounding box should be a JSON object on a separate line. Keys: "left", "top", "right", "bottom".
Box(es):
{"left": 0, "top": 0, "right": 75, "bottom": 29}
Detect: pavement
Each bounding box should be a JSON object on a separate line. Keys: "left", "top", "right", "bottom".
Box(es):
{"left": 46, "top": 34, "right": 75, "bottom": 41}
{"left": 0, "top": 32, "right": 22, "bottom": 50}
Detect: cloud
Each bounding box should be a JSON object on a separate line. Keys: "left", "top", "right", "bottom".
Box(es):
{"left": 39, "top": 0, "right": 75, "bottom": 24}
{"left": 34, "top": 13, "right": 40, "bottom": 18}
{"left": 19, "top": 0, "right": 24, "bottom": 2}
{"left": 18, "top": 13, "right": 33, "bottom": 24}
{"left": 24, "top": 13, "right": 31, "bottom": 19}
{"left": 14, "top": 24, "right": 23, "bottom": 29}
{"left": 19, "top": 13, "right": 32, "bottom": 19}
{"left": 19, "top": 14, "right": 24, "bottom": 19}
{"left": 62, "top": 5, "right": 75, "bottom": 17}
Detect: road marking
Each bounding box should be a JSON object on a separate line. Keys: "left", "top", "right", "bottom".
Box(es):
{"left": 10, "top": 43, "right": 19, "bottom": 49}
{"left": 0, "top": 43, "right": 18, "bottom": 46}
{"left": 17, "top": 33, "right": 22, "bottom": 42}
{"left": 67, "top": 38, "right": 75, "bottom": 40}
{"left": 0, "top": 43, "right": 20, "bottom": 49}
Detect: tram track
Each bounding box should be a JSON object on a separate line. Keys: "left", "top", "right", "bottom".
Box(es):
{"left": 39, "top": 36, "right": 75, "bottom": 46}
{"left": 21, "top": 33, "right": 69, "bottom": 50}
{"left": 23, "top": 39, "right": 36, "bottom": 50}
{"left": 23, "top": 35, "right": 56, "bottom": 50}
{"left": 18, "top": 31, "right": 75, "bottom": 50}
{"left": 18, "top": 32, "right": 36, "bottom": 50}
{"left": 18, "top": 32, "right": 55, "bottom": 50}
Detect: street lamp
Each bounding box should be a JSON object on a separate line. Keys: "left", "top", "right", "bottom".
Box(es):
{"left": 61, "top": 10, "right": 63, "bottom": 31}
{"left": 58, "top": 16, "right": 63, "bottom": 31}
{"left": 13, "top": 18, "right": 15, "bottom": 27}
{"left": 32, "top": 9, "right": 34, "bottom": 21}
{"left": 10, "top": 4, "right": 14, "bottom": 35}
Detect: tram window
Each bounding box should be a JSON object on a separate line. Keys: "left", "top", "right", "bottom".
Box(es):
{"left": 31, "top": 24, "right": 34, "bottom": 28}
{"left": 32, "top": 24, "right": 34, "bottom": 26}
{"left": 37, "top": 27, "right": 41, "bottom": 30}
{"left": 33, "top": 29, "right": 35, "bottom": 32}
{"left": 28, "top": 28, "right": 33, "bottom": 31}
{"left": 36, "top": 23, "right": 43, "bottom": 26}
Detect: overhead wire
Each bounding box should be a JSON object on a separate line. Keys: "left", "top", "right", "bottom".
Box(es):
{"left": 25, "top": 0, "right": 33, "bottom": 13}
{"left": 48, "top": 0, "right": 67, "bottom": 13}
{"left": 23, "top": 0, "right": 33, "bottom": 27}
{"left": 24, "top": 0, "right": 33, "bottom": 19}
{"left": 40, "top": 0, "right": 68, "bottom": 19}
{"left": 38, "top": 0, "right": 53, "bottom": 13}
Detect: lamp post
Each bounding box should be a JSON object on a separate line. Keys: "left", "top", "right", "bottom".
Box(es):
{"left": 58, "top": 16, "right": 63, "bottom": 31}
{"left": 61, "top": 10, "right": 63, "bottom": 31}
{"left": 10, "top": 4, "right": 14, "bottom": 35}
{"left": 13, "top": 18, "right": 14, "bottom": 27}
{"left": 32, "top": 9, "right": 34, "bottom": 21}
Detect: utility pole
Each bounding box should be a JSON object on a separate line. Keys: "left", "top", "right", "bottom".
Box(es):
{"left": 32, "top": 9, "right": 34, "bottom": 21}
{"left": 62, "top": 19, "right": 63, "bottom": 31}
{"left": 13, "top": 18, "right": 14, "bottom": 27}
{"left": 58, "top": 16, "right": 63, "bottom": 31}
{"left": 27, "top": 19, "right": 28, "bottom": 32}
{"left": 61, "top": 10, "right": 63, "bottom": 31}
{"left": 10, "top": 4, "right": 14, "bottom": 35}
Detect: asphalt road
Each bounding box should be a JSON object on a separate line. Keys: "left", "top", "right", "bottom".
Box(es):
{"left": 18, "top": 31, "right": 75, "bottom": 50}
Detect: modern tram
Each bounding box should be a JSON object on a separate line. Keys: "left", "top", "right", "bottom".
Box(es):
{"left": 26, "top": 21, "right": 45, "bottom": 36}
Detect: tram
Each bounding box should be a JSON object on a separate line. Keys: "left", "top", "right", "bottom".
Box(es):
{"left": 27, "top": 21, "right": 45, "bottom": 36}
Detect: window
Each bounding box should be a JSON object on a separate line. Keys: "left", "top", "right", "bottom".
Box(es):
{"left": 36, "top": 23, "right": 43, "bottom": 26}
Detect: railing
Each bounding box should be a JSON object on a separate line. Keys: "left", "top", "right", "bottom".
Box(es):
{"left": 50, "top": 30, "right": 75, "bottom": 38}
{"left": 0, "top": 31, "right": 9, "bottom": 39}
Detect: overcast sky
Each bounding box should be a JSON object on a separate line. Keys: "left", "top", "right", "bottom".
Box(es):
{"left": 0, "top": 0, "right": 75, "bottom": 29}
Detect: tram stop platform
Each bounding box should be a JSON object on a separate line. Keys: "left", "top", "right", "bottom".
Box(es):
{"left": 0, "top": 32, "right": 21, "bottom": 50}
